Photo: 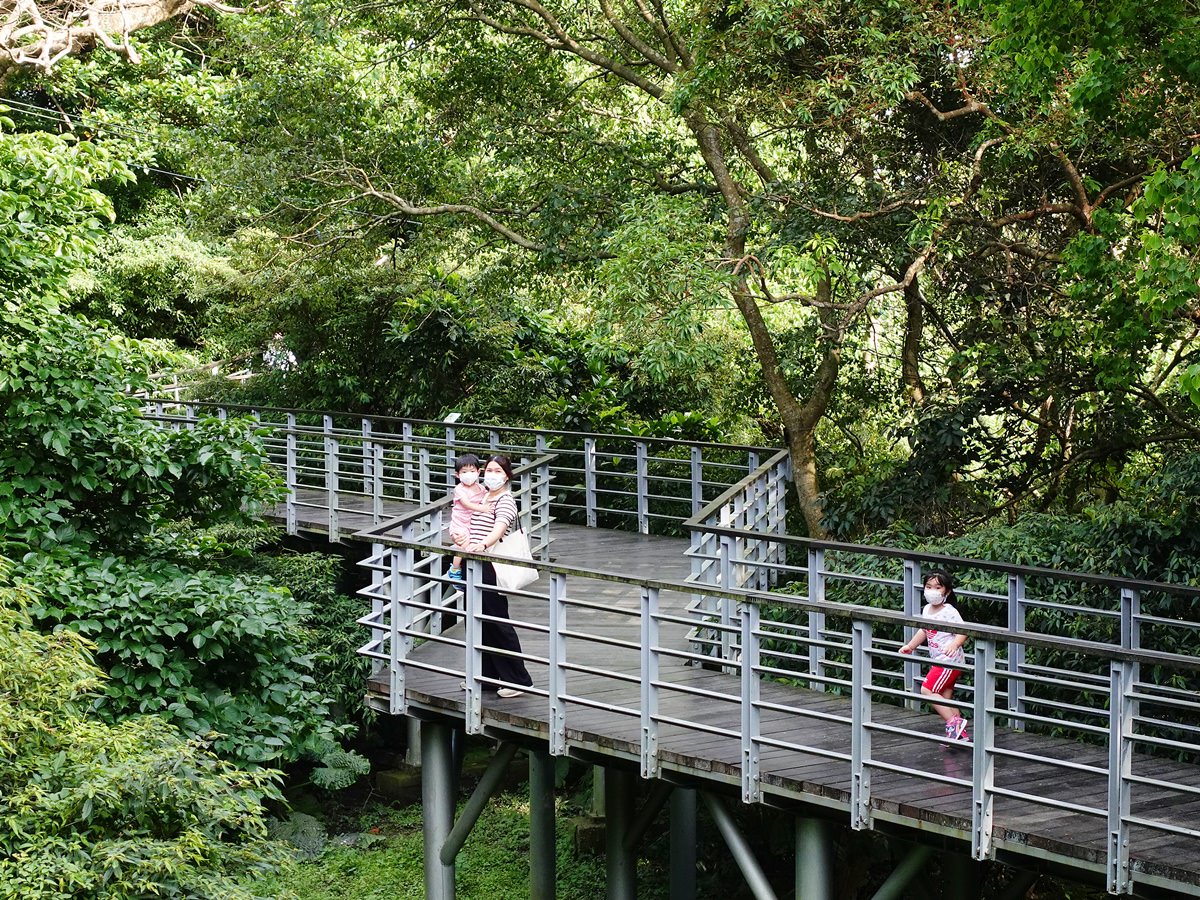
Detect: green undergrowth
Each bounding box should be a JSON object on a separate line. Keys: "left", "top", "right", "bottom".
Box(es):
{"left": 253, "top": 794, "right": 668, "bottom": 900}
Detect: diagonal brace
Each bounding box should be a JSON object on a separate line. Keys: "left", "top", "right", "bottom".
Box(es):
{"left": 439, "top": 741, "right": 521, "bottom": 865}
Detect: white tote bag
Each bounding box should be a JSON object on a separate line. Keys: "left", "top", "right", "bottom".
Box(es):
{"left": 490, "top": 528, "right": 538, "bottom": 591}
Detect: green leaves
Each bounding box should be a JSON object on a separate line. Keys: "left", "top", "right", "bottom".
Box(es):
{"left": 0, "top": 121, "right": 130, "bottom": 303}
{"left": 0, "top": 576, "right": 286, "bottom": 899}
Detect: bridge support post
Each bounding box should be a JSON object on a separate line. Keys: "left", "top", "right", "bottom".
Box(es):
{"left": 530, "top": 749, "right": 556, "bottom": 900}
{"left": 605, "top": 768, "right": 638, "bottom": 900}
{"left": 670, "top": 787, "right": 697, "bottom": 900}
{"left": 421, "top": 721, "right": 456, "bottom": 900}
{"left": 795, "top": 817, "right": 831, "bottom": 900}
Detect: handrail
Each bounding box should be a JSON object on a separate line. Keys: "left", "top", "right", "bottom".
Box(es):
{"left": 140, "top": 398, "right": 777, "bottom": 455}
{"left": 688, "top": 520, "right": 1200, "bottom": 600}
{"left": 361, "top": 537, "right": 1200, "bottom": 671}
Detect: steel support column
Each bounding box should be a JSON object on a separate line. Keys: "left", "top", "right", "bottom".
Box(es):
{"left": 530, "top": 749, "right": 556, "bottom": 900}
{"left": 795, "top": 817, "right": 832, "bottom": 900}
{"left": 605, "top": 768, "right": 637, "bottom": 900}
{"left": 670, "top": 788, "right": 697, "bottom": 900}
{"left": 422, "top": 721, "right": 456, "bottom": 900}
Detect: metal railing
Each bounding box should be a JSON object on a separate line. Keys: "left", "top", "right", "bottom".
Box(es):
{"left": 682, "top": 525, "right": 1200, "bottom": 733}
{"left": 685, "top": 448, "right": 791, "bottom": 659}
{"left": 144, "top": 402, "right": 772, "bottom": 539}
{"left": 354, "top": 532, "right": 1200, "bottom": 896}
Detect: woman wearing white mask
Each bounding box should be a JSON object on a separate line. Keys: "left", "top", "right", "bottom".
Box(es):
{"left": 458, "top": 454, "right": 533, "bottom": 697}
{"left": 899, "top": 571, "right": 970, "bottom": 743}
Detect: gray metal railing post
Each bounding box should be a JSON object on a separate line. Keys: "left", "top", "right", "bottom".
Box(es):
{"left": 584, "top": 438, "right": 598, "bottom": 528}
{"left": 323, "top": 414, "right": 340, "bottom": 538}
{"left": 740, "top": 600, "right": 761, "bottom": 803}
{"left": 184, "top": 403, "right": 196, "bottom": 428}
{"left": 445, "top": 425, "right": 456, "bottom": 484}
{"left": 640, "top": 586, "right": 661, "bottom": 779}
{"left": 285, "top": 413, "right": 297, "bottom": 535}
{"left": 730, "top": 492, "right": 746, "bottom": 594}
{"left": 807, "top": 548, "right": 826, "bottom": 690}
{"left": 753, "top": 477, "right": 769, "bottom": 590}
{"left": 1120, "top": 588, "right": 1142, "bottom": 720}
{"left": 549, "top": 572, "right": 568, "bottom": 756}
{"left": 850, "top": 620, "right": 872, "bottom": 831}
{"left": 635, "top": 441, "right": 649, "bottom": 534}
{"left": 464, "top": 560, "right": 484, "bottom": 735}
{"left": 489, "top": 428, "right": 500, "bottom": 451}
{"left": 902, "top": 560, "right": 920, "bottom": 709}
{"left": 1107, "top": 661, "right": 1134, "bottom": 895}
{"left": 217, "top": 406, "right": 227, "bottom": 421}
{"left": 362, "top": 418, "right": 382, "bottom": 523}
{"left": 719, "top": 534, "right": 735, "bottom": 662}
{"left": 419, "top": 448, "right": 431, "bottom": 506}
{"left": 971, "top": 639, "right": 996, "bottom": 860}
{"left": 368, "top": 541, "right": 385, "bottom": 675}
{"left": 389, "top": 545, "right": 411, "bottom": 715}
{"left": 690, "top": 446, "right": 704, "bottom": 515}
{"left": 373, "top": 441, "right": 385, "bottom": 521}
{"left": 1007, "top": 574, "right": 1027, "bottom": 728}
{"left": 402, "top": 422, "right": 414, "bottom": 500}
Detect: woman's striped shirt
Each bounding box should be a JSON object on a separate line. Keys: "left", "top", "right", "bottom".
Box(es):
{"left": 468, "top": 491, "right": 517, "bottom": 547}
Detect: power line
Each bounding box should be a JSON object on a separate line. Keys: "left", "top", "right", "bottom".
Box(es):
{"left": 2, "top": 98, "right": 205, "bottom": 183}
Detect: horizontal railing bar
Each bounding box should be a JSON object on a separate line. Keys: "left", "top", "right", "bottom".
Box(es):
{"left": 152, "top": 400, "right": 776, "bottom": 454}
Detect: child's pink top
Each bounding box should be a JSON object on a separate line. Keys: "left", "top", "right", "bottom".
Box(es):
{"left": 450, "top": 482, "right": 486, "bottom": 532}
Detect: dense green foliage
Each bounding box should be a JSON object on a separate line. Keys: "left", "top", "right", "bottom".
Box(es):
{"left": 0, "top": 299, "right": 346, "bottom": 765}
{"left": 0, "top": 565, "right": 285, "bottom": 900}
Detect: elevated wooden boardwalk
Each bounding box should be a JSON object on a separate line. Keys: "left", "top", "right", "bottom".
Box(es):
{"left": 269, "top": 497, "right": 1200, "bottom": 894}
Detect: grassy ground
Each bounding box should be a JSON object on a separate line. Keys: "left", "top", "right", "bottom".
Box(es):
{"left": 253, "top": 792, "right": 669, "bottom": 900}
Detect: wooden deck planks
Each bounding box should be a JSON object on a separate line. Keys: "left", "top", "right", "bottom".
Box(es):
{"left": 281, "top": 494, "right": 1200, "bottom": 891}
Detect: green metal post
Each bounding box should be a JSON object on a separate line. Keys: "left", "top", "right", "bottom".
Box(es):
{"left": 422, "top": 721, "right": 456, "bottom": 900}
{"left": 530, "top": 750, "right": 557, "bottom": 900}
{"left": 670, "top": 787, "right": 697, "bottom": 900}
{"left": 605, "top": 768, "right": 637, "bottom": 900}
{"left": 796, "top": 817, "right": 832, "bottom": 900}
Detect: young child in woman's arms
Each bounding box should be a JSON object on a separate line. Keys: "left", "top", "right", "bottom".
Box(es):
{"left": 447, "top": 454, "right": 487, "bottom": 581}
{"left": 900, "top": 570, "right": 970, "bottom": 743}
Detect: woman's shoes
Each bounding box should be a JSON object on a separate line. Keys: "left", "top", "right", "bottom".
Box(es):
{"left": 459, "top": 681, "right": 524, "bottom": 698}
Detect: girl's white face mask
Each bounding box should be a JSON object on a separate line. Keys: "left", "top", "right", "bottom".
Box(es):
{"left": 923, "top": 587, "right": 946, "bottom": 605}
{"left": 459, "top": 471, "right": 479, "bottom": 485}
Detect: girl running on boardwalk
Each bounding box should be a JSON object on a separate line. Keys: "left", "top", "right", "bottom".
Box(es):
{"left": 899, "top": 570, "right": 970, "bottom": 743}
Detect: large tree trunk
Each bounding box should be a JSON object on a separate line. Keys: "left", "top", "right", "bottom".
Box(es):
{"left": 901, "top": 273, "right": 926, "bottom": 407}
{"left": 688, "top": 115, "right": 839, "bottom": 537}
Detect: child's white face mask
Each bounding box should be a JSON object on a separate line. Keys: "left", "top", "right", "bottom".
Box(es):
{"left": 459, "top": 471, "right": 479, "bottom": 485}
{"left": 923, "top": 587, "right": 946, "bottom": 605}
